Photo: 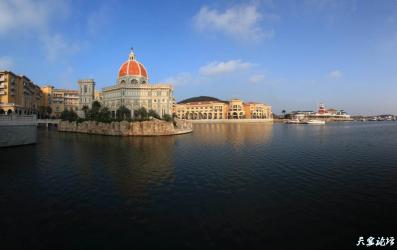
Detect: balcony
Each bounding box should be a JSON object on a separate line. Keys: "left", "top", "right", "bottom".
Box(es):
{"left": 0, "top": 90, "right": 6, "bottom": 95}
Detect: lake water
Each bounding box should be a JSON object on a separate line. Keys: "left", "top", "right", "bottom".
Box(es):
{"left": 1, "top": 122, "right": 397, "bottom": 249}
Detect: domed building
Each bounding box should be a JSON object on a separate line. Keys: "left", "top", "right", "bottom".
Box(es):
{"left": 100, "top": 49, "right": 174, "bottom": 118}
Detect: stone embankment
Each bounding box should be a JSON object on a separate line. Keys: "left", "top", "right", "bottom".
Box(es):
{"left": 0, "top": 114, "right": 37, "bottom": 147}
{"left": 58, "top": 118, "right": 193, "bottom": 136}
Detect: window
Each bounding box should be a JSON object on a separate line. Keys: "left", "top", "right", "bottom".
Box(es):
{"left": 84, "top": 85, "right": 87, "bottom": 93}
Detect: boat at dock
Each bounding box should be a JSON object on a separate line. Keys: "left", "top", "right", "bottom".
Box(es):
{"left": 303, "top": 120, "right": 326, "bottom": 125}
{"left": 284, "top": 118, "right": 301, "bottom": 124}
{"left": 284, "top": 119, "right": 325, "bottom": 125}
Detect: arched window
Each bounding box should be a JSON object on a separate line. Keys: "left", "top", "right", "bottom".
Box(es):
{"left": 141, "top": 80, "right": 146, "bottom": 84}
{"left": 131, "top": 79, "right": 138, "bottom": 84}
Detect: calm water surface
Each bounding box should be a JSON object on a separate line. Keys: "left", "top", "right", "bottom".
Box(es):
{"left": 1, "top": 122, "right": 397, "bottom": 249}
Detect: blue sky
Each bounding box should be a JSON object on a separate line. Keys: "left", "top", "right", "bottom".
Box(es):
{"left": 0, "top": 0, "right": 396, "bottom": 115}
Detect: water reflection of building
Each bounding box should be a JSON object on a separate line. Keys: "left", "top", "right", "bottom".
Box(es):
{"left": 174, "top": 96, "right": 272, "bottom": 120}
{"left": 192, "top": 123, "right": 273, "bottom": 146}
{"left": 62, "top": 133, "right": 176, "bottom": 196}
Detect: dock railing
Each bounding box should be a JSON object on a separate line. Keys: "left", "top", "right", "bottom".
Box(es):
{"left": 0, "top": 114, "right": 38, "bottom": 126}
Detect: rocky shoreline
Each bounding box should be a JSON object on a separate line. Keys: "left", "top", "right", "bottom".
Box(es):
{"left": 58, "top": 118, "right": 193, "bottom": 136}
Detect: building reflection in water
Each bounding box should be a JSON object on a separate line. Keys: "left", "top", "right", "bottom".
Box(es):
{"left": 49, "top": 123, "right": 272, "bottom": 200}
{"left": 191, "top": 123, "right": 273, "bottom": 148}
{"left": 55, "top": 131, "right": 176, "bottom": 200}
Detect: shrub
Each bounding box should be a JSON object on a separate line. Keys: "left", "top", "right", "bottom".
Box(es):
{"left": 98, "top": 107, "right": 112, "bottom": 123}
{"left": 162, "top": 114, "right": 172, "bottom": 122}
{"left": 116, "top": 106, "right": 131, "bottom": 121}
{"left": 60, "top": 109, "right": 78, "bottom": 122}
{"left": 133, "top": 107, "right": 148, "bottom": 121}
{"left": 148, "top": 109, "right": 160, "bottom": 119}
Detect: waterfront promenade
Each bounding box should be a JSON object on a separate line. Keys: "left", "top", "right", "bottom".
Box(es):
{"left": 0, "top": 114, "right": 37, "bottom": 147}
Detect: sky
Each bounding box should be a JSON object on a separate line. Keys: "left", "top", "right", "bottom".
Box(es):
{"left": 0, "top": 0, "right": 396, "bottom": 115}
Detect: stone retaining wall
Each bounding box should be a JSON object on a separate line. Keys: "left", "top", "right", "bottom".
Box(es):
{"left": 0, "top": 115, "right": 37, "bottom": 147}
{"left": 58, "top": 119, "right": 193, "bottom": 136}
{"left": 0, "top": 125, "right": 37, "bottom": 147}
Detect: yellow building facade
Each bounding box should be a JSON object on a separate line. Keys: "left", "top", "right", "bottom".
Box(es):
{"left": 173, "top": 97, "right": 272, "bottom": 120}
{"left": 41, "top": 85, "right": 80, "bottom": 117}
{"left": 1, "top": 71, "right": 100, "bottom": 118}
{"left": 0, "top": 71, "right": 43, "bottom": 115}
{"left": 243, "top": 102, "right": 272, "bottom": 119}
{"left": 174, "top": 100, "right": 228, "bottom": 120}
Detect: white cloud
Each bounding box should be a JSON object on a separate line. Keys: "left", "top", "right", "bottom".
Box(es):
{"left": 164, "top": 60, "right": 270, "bottom": 89}
{"left": 58, "top": 65, "right": 75, "bottom": 87}
{"left": 0, "top": 56, "right": 14, "bottom": 70}
{"left": 0, "top": 0, "right": 79, "bottom": 62}
{"left": 249, "top": 74, "right": 266, "bottom": 83}
{"left": 199, "top": 60, "right": 252, "bottom": 76}
{"left": 87, "top": 2, "right": 114, "bottom": 35}
{"left": 41, "top": 34, "right": 80, "bottom": 61}
{"left": 194, "top": 4, "right": 274, "bottom": 41}
{"left": 327, "top": 70, "right": 343, "bottom": 80}
{"left": 304, "top": 0, "right": 357, "bottom": 11}
{"left": 0, "top": 0, "right": 68, "bottom": 34}
{"left": 164, "top": 72, "right": 193, "bottom": 86}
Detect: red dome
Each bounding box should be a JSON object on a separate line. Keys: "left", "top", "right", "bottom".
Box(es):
{"left": 118, "top": 60, "right": 148, "bottom": 79}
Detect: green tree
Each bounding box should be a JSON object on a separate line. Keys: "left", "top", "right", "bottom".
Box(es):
{"left": 92, "top": 101, "right": 101, "bottom": 110}
{"left": 38, "top": 106, "right": 52, "bottom": 118}
{"left": 86, "top": 102, "right": 101, "bottom": 121}
{"left": 281, "top": 110, "right": 286, "bottom": 118}
{"left": 116, "top": 106, "right": 131, "bottom": 120}
{"left": 134, "top": 107, "right": 148, "bottom": 121}
{"left": 60, "top": 109, "right": 78, "bottom": 121}
{"left": 82, "top": 105, "right": 89, "bottom": 116}
{"left": 148, "top": 109, "right": 160, "bottom": 119}
{"left": 98, "top": 107, "right": 112, "bottom": 122}
{"left": 162, "top": 114, "right": 172, "bottom": 122}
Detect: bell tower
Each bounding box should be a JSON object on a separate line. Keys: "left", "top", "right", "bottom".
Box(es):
{"left": 78, "top": 79, "right": 95, "bottom": 110}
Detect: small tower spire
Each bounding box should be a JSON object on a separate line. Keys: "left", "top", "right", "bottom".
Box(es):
{"left": 129, "top": 47, "right": 135, "bottom": 60}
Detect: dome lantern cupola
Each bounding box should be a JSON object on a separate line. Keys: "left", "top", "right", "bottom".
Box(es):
{"left": 118, "top": 49, "right": 148, "bottom": 80}
{"left": 129, "top": 48, "right": 135, "bottom": 61}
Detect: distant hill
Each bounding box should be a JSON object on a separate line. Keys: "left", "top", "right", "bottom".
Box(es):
{"left": 177, "top": 96, "right": 227, "bottom": 104}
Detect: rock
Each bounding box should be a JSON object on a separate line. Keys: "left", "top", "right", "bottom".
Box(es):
{"left": 58, "top": 119, "right": 193, "bottom": 136}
